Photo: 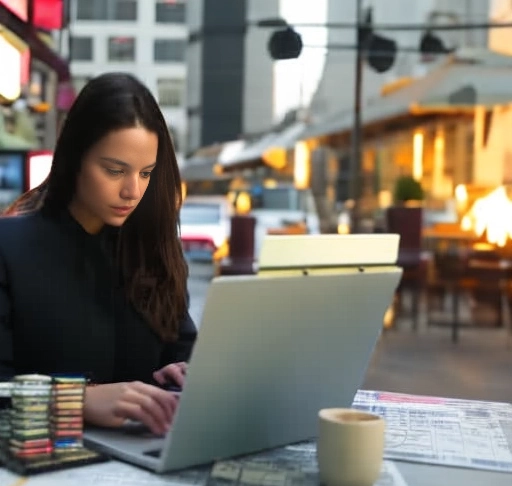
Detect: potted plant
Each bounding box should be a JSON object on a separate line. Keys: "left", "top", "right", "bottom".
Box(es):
{"left": 393, "top": 175, "right": 424, "bottom": 205}
{"left": 387, "top": 175, "right": 424, "bottom": 239}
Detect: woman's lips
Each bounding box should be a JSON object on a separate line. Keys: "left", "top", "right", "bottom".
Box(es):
{"left": 111, "top": 206, "right": 134, "bottom": 215}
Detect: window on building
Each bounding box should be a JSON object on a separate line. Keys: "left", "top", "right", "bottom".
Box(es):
{"left": 72, "top": 76, "right": 92, "bottom": 94}
{"left": 154, "top": 39, "right": 186, "bottom": 62}
{"left": 70, "top": 36, "right": 93, "bottom": 61}
{"left": 76, "top": 0, "right": 137, "bottom": 21}
{"left": 155, "top": 0, "right": 185, "bottom": 23}
{"left": 157, "top": 78, "right": 184, "bottom": 107}
{"left": 108, "top": 37, "right": 136, "bottom": 61}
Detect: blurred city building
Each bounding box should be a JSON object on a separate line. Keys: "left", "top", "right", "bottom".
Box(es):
{"left": 301, "top": 0, "right": 512, "bottom": 228}
{"left": 0, "top": 0, "right": 70, "bottom": 212}
{"left": 66, "top": 0, "right": 187, "bottom": 161}
{"left": 310, "top": 0, "right": 490, "bottom": 119}
{"left": 179, "top": 0, "right": 512, "bottom": 256}
{"left": 186, "top": 0, "right": 278, "bottom": 154}
{"left": 479, "top": 0, "right": 512, "bottom": 188}
{"left": 0, "top": 0, "right": 70, "bottom": 150}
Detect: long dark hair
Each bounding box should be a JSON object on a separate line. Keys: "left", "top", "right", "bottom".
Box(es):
{"left": 7, "top": 73, "right": 187, "bottom": 342}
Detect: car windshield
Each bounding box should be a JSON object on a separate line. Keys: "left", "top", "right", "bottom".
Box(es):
{"left": 181, "top": 203, "right": 221, "bottom": 225}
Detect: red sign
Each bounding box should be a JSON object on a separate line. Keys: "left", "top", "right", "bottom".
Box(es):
{"left": 0, "top": 0, "right": 28, "bottom": 21}
{"left": 0, "top": 0, "right": 63, "bottom": 29}
{"left": 33, "top": 0, "right": 64, "bottom": 30}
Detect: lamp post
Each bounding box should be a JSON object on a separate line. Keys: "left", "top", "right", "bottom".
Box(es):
{"left": 350, "top": 0, "right": 364, "bottom": 233}
{"left": 262, "top": 7, "right": 454, "bottom": 233}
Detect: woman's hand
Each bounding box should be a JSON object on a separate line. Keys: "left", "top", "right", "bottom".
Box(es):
{"left": 153, "top": 361, "right": 188, "bottom": 388}
{"left": 84, "top": 381, "right": 179, "bottom": 436}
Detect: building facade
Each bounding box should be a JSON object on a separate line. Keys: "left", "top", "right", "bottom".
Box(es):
{"left": 302, "top": 0, "right": 497, "bottom": 210}
{"left": 0, "top": 0, "right": 70, "bottom": 212}
{"left": 186, "top": 0, "right": 278, "bottom": 154}
{"left": 477, "top": 0, "right": 512, "bottom": 187}
{"left": 68, "top": 0, "right": 187, "bottom": 158}
{"left": 310, "top": 0, "right": 490, "bottom": 119}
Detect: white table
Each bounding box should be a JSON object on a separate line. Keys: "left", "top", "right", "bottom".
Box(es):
{"left": 1, "top": 390, "right": 511, "bottom": 486}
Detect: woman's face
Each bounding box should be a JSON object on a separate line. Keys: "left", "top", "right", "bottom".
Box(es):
{"left": 69, "top": 126, "right": 158, "bottom": 234}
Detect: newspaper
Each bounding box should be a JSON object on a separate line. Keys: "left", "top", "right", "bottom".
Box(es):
{"left": 353, "top": 390, "right": 512, "bottom": 473}
{"left": 0, "top": 449, "right": 407, "bottom": 486}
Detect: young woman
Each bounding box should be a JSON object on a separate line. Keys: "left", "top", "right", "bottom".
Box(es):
{"left": 0, "top": 73, "right": 197, "bottom": 436}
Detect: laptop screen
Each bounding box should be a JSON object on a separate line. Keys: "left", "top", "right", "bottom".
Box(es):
{"left": 258, "top": 234, "right": 399, "bottom": 273}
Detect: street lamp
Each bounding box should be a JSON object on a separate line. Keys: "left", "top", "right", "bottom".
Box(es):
{"left": 264, "top": 4, "right": 397, "bottom": 233}
{"left": 262, "top": 7, "right": 456, "bottom": 232}
{"left": 267, "top": 27, "right": 303, "bottom": 60}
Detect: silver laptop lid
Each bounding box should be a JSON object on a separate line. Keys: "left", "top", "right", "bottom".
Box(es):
{"left": 258, "top": 234, "right": 399, "bottom": 271}
{"left": 158, "top": 268, "right": 401, "bottom": 471}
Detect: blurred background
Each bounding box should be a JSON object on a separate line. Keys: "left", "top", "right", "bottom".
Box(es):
{"left": 5, "top": 1, "right": 512, "bottom": 345}
{"left": 3, "top": 1, "right": 512, "bottom": 249}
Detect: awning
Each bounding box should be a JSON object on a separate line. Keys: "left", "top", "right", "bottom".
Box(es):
{"left": 301, "top": 49, "right": 512, "bottom": 141}
{"left": 180, "top": 156, "right": 231, "bottom": 182}
{"left": 418, "top": 55, "right": 512, "bottom": 109}
{"left": 0, "top": 3, "right": 70, "bottom": 81}
{"left": 181, "top": 140, "right": 245, "bottom": 181}
{"left": 218, "top": 122, "right": 306, "bottom": 171}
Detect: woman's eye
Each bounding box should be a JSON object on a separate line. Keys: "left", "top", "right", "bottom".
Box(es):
{"left": 106, "top": 168, "right": 123, "bottom": 176}
{"left": 141, "top": 171, "right": 152, "bottom": 179}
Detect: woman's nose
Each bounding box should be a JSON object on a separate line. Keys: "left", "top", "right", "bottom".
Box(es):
{"left": 120, "top": 176, "right": 141, "bottom": 200}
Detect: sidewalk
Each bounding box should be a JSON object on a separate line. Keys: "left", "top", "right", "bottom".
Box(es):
{"left": 365, "top": 317, "right": 512, "bottom": 404}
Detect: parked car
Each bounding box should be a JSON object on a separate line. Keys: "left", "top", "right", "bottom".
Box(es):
{"left": 179, "top": 195, "right": 233, "bottom": 261}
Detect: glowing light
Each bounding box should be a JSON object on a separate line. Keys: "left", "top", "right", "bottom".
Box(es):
{"left": 455, "top": 184, "right": 469, "bottom": 214}
{"left": 455, "top": 184, "right": 468, "bottom": 204}
{"left": 235, "top": 191, "right": 251, "bottom": 215}
{"left": 0, "top": 35, "right": 21, "bottom": 101}
{"left": 263, "top": 178, "right": 278, "bottom": 188}
{"left": 337, "top": 211, "right": 351, "bottom": 235}
{"left": 262, "top": 147, "right": 287, "bottom": 170}
{"left": 294, "top": 141, "right": 310, "bottom": 190}
{"left": 412, "top": 131, "right": 423, "bottom": 181}
{"left": 383, "top": 305, "right": 395, "bottom": 329}
{"left": 461, "top": 186, "right": 512, "bottom": 247}
{"left": 378, "top": 190, "right": 392, "bottom": 209}
{"left": 28, "top": 153, "right": 52, "bottom": 190}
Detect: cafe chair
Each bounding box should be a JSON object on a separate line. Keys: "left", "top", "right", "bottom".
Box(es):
{"left": 385, "top": 206, "right": 425, "bottom": 330}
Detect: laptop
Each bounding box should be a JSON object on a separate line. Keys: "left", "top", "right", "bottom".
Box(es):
{"left": 84, "top": 233, "right": 402, "bottom": 473}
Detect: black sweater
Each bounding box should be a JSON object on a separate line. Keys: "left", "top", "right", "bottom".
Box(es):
{"left": 0, "top": 210, "right": 197, "bottom": 383}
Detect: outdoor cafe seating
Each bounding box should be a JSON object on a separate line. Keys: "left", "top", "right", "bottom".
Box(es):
{"left": 390, "top": 216, "right": 512, "bottom": 344}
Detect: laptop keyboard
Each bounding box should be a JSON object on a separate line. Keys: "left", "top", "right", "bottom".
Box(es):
{"left": 121, "top": 420, "right": 154, "bottom": 435}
